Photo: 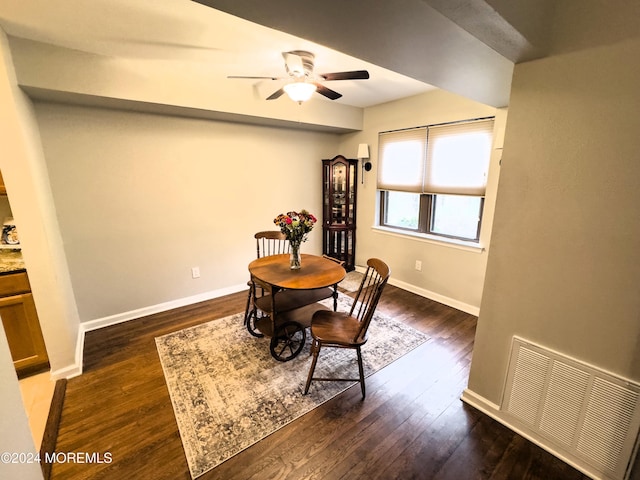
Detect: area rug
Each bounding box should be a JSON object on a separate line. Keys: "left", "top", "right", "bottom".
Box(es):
{"left": 338, "top": 270, "right": 364, "bottom": 292}
{"left": 155, "top": 294, "right": 429, "bottom": 478}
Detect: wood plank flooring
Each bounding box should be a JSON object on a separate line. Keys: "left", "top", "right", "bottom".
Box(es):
{"left": 50, "top": 286, "right": 589, "bottom": 479}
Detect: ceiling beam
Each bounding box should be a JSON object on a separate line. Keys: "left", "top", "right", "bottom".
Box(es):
{"left": 193, "top": 0, "right": 515, "bottom": 107}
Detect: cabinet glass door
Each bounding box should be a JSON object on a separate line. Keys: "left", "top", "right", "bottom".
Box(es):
{"left": 332, "top": 161, "right": 347, "bottom": 224}
{"left": 348, "top": 161, "right": 356, "bottom": 222}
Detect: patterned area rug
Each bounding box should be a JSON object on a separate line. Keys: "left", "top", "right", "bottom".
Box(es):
{"left": 155, "top": 294, "right": 429, "bottom": 478}
{"left": 338, "top": 270, "right": 364, "bottom": 292}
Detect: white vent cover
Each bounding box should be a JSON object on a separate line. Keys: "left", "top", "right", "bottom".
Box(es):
{"left": 502, "top": 338, "right": 640, "bottom": 480}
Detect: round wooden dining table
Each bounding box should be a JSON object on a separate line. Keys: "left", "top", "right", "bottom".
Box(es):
{"left": 248, "top": 253, "right": 346, "bottom": 361}
{"left": 248, "top": 253, "right": 345, "bottom": 292}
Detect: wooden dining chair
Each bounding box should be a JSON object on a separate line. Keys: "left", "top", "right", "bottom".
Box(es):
{"left": 244, "top": 231, "right": 289, "bottom": 337}
{"left": 303, "top": 258, "right": 390, "bottom": 399}
{"left": 322, "top": 254, "right": 345, "bottom": 266}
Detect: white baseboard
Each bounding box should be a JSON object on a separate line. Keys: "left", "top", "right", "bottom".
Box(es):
{"left": 81, "top": 283, "right": 247, "bottom": 332}
{"left": 460, "top": 388, "right": 501, "bottom": 414}
{"left": 47, "top": 329, "right": 85, "bottom": 380}
{"left": 388, "top": 277, "right": 480, "bottom": 316}
{"left": 461, "top": 388, "right": 604, "bottom": 480}
{"left": 352, "top": 264, "right": 479, "bottom": 315}
{"left": 64, "top": 283, "right": 247, "bottom": 379}
{"left": 50, "top": 362, "right": 82, "bottom": 381}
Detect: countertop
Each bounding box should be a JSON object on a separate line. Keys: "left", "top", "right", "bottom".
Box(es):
{"left": 0, "top": 248, "right": 25, "bottom": 275}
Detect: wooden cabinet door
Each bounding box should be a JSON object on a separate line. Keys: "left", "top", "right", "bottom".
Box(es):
{"left": 0, "top": 292, "right": 49, "bottom": 376}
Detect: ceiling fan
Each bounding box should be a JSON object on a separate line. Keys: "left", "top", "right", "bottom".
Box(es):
{"left": 228, "top": 50, "right": 370, "bottom": 103}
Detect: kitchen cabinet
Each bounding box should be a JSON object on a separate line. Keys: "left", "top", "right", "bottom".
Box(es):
{"left": 322, "top": 155, "right": 357, "bottom": 271}
{"left": 0, "top": 271, "right": 49, "bottom": 377}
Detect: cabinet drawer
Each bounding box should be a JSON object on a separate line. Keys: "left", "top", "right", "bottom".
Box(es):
{"left": 0, "top": 272, "right": 30, "bottom": 296}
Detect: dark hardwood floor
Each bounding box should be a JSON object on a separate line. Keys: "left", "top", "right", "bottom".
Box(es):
{"left": 50, "top": 285, "right": 589, "bottom": 479}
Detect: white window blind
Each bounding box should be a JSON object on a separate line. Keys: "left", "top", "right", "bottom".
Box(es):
{"left": 377, "top": 127, "right": 427, "bottom": 193}
{"left": 377, "top": 118, "right": 494, "bottom": 196}
{"left": 425, "top": 119, "right": 494, "bottom": 195}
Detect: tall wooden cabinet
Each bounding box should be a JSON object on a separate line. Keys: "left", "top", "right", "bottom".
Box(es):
{"left": 322, "top": 155, "right": 357, "bottom": 271}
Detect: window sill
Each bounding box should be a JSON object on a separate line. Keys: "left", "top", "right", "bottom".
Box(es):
{"left": 372, "top": 225, "right": 485, "bottom": 253}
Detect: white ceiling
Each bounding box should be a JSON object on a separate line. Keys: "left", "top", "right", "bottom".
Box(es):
{"left": 0, "top": 0, "right": 441, "bottom": 108}
{"left": 190, "top": 0, "right": 536, "bottom": 107}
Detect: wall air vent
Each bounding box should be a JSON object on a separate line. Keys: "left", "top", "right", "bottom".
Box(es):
{"left": 502, "top": 337, "right": 640, "bottom": 480}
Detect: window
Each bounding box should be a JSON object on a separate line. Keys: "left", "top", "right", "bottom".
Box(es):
{"left": 377, "top": 118, "right": 494, "bottom": 242}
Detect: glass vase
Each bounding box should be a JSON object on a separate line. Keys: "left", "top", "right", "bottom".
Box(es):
{"left": 290, "top": 241, "right": 301, "bottom": 270}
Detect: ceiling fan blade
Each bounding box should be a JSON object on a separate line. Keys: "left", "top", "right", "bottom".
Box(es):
{"left": 266, "top": 88, "right": 286, "bottom": 100}
{"left": 313, "top": 83, "right": 342, "bottom": 100}
{"left": 319, "top": 70, "right": 370, "bottom": 81}
{"left": 228, "top": 75, "right": 284, "bottom": 80}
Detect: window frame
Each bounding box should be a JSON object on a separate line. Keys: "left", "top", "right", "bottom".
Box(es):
{"left": 379, "top": 191, "right": 484, "bottom": 243}
{"left": 376, "top": 117, "right": 494, "bottom": 245}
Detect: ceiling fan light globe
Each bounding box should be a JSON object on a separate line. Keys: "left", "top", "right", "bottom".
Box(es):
{"left": 283, "top": 82, "right": 317, "bottom": 103}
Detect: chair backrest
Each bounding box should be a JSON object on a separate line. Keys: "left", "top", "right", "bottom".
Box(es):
{"left": 255, "top": 231, "right": 289, "bottom": 258}
{"left": 322, "top": 254, "right": 345, "bottom": 267}
{"left": 349, "top": 258, "right": 390, "bottom": 343}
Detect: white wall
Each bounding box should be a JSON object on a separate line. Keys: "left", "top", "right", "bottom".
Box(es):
{"left": 338, "top": 89, "right": 503, "bottom": 313}
{"left": 35, "top": 103, "right": 340, "bottom": 322}
{"left": 0, "top": 28, "right": 79, "bottom": 378}
{"left": 0, "top": 31, "right": 51, "bottom": 477}
{"left": 10, "top": 37, "right": 364, "bottom": 133}
{"left": 467, "top": 21, "right": 640, "bottom": 410}
{"left": 463, "top": 34, "right": 640, "bottom": 480}
{"left": 456, "top": 14, "right": 640, "bottom": 480}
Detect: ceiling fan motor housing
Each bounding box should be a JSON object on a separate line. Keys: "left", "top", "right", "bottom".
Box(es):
{"left": 285, "top": 50, "right": 315, "bottom": 78}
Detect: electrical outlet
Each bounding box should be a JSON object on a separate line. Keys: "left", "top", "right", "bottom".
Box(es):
{"left": 191, "top": 266, "right": 200, "bottom": 279}
{"left": 415, "top": 260, "right": 422, "bottom": 271}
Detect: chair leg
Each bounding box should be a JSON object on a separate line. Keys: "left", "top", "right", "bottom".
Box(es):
{"left": 356, "top": 346, "right": 365, "bottom": 399}
{"left": 304, "top": 343, "right": 321, "bottom": 395}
